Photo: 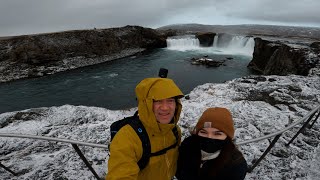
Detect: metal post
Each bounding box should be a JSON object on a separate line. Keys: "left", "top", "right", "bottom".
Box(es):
{"left": 286, "top": 112, "right": 317, "bottom": 147}
{"left": 248, "top": 134, "right": 281, "bottom": 173}
{"left": 0, "top": 162, "right": 17, "bottom": 176}
{"left": 308, "top": 111, "right": 320, "bottom": 129}
{"left": 71, "top": 144, "right": 101, "bottom": 180}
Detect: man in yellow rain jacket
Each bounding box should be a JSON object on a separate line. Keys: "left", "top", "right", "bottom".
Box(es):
{"left": 107, "top": 77, "right": 184, "bottom": 180}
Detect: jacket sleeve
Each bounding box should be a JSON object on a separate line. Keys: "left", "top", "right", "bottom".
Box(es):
{"left": 106, "top": 125, "right": 142, "bottom": 180}
{"left": 175, "top": 136, "right": 200, "bottom": 180}
{"left": 220, "top": 159, "right": 248, "bottom": 180}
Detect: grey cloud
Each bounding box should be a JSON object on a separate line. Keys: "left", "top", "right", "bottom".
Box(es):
{"left": 218, "top": 0, "right": 320, "bottom": 24}
{"left": 0, "top": 0, "right": 319, "bottom": 36}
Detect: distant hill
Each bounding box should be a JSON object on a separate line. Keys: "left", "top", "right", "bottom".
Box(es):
{"left": 157, "top": 24, "right": 320, "bottom": 41}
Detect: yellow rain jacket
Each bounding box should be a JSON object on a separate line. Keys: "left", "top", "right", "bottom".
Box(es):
{"left": 107, "top": 78, "right": 184, "bottom": 180}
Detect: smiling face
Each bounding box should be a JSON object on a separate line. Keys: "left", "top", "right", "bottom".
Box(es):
{"left": 198, "top": 127, "right": 227, "bottom": 140}
{"left": 153, "top": 98, "right": 176, "bottom": 124}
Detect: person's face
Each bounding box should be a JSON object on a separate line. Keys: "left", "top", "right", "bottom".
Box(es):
{"left": 198, "top": 127, "right": 227, "bottom": 140}
{"left": 153, "top": 98, "right": 176, "bottom": 124}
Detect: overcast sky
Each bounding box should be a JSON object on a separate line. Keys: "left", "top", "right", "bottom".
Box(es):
{"left": 1, "top": 0, "right": 320, "bottom": 36}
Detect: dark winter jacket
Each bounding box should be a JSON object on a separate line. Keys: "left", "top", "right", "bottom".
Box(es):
{"left": 176, "top": 135, "right": 248, "bottom": 180}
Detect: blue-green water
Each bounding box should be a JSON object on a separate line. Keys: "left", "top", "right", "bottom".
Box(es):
{"left": 0, "top": 48, "right": 254, "bottom": 113}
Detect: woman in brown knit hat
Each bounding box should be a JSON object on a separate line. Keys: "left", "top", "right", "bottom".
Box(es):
{"left": 176, "top": 107, "right": 248, "bottom": 180}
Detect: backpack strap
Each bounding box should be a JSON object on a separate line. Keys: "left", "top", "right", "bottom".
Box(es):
{"left": 110, "top": 111, "right": 139, "bottom": 141}
{"left": 123, "top": 111, "right": 180, "bottom": 169}
{"left": 150, "top": 126, "right": 179, "bottom": 156}
{"left": 128, "top": 113, "right": 151, "bottom": 170}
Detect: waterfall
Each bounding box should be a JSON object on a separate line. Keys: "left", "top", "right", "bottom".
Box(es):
{"left": 213, "top": 35, "right": 218, "bottom": 47}
{"left": 212, "top": 34, "right": 254, "bottom": 56}
{"left": 165, "top": 34, "right": 255, "bottom": 57}
{"left": 166, "top": 35, "right": 200, "bottom": 51}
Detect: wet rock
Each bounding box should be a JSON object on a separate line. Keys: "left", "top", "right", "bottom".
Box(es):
{"left": 191, "top": 56, "right": 225, "bottom": 67}
{"left": 195, "top": 32, "right": 216, "bottom": 47}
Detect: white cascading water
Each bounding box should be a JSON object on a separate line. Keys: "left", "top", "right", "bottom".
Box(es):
{"left": 213, "top": 35, "right": 219, "bottom": 48}
{"left": 166, "top": 35, "right": 201, "bottom": 51}
{"left": 166, "top": 34, "right": 255, "bottom": 57}
{"left": 212, "top": 34, "right": 255, "bottom": 57}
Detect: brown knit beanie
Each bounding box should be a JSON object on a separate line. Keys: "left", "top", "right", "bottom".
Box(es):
{"left": 195, "top": 107, "right": 235, "bottom": 139}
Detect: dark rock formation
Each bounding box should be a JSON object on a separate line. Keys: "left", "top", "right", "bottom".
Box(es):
{"left": 156, "top": 29, "right": 178, "bottom": 38}
{"left": 191, "top": 56, "right": 225, "bottom": 67}
{"left": 195, "top": 32, "right": 216, "bottom": 47}
{"left": 310, "top": 42, "right": 320, "bottom": 53}
{"left": 248, "top": 38, "right": 320, "bottom": 75}
{"left": 0, "top": 26, "right": 166, "bottom": 82}
{"left": 0, "top": 26, "right": 165, "bottom": 64}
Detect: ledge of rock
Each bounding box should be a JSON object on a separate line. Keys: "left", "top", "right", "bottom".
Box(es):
{"left": 0, "top": 26, "right": 166, "bottom": 83}
{"left": 248, "top": 37, "right": 320, "bottom": 76}
{"left": 195, "top": 32, "right": 216, "bottom": 47}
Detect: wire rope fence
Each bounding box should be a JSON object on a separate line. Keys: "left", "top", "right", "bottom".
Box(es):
{"left": 0, "top": 105, "right": 319, "bottom": 179}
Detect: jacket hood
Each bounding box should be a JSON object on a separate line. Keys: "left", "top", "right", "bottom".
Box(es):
{"left": 135, "top": 78, "right": 184, "bottom": 133}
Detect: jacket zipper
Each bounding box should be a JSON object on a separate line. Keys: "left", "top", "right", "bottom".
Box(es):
{"left": 164, "top": 136, "right": 171, "bottom": 179}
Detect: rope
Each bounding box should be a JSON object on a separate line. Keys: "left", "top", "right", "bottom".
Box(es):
{"left": 0, "top": 105, "right": 319, "bottom": 148}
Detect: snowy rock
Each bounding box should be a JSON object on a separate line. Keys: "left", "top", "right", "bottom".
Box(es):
{"left": 0, "top": 75, "right": 319, "bottom": 179}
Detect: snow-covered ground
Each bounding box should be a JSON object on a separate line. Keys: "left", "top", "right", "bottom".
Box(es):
{"left": 0, "top": 75, "right": 319, "bottom": 180}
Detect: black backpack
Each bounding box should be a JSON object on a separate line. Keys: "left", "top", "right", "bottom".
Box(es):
{"left": 110, "top": 111, "right": 179, "bottom": 170}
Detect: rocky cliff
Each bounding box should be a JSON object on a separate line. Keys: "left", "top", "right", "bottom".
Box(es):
{"left": 0, "top": 26, "right": 166, "bottom": 82}
{"left": 248, "top": 38, "right": 320, "bottom": 76}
